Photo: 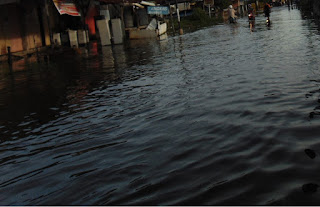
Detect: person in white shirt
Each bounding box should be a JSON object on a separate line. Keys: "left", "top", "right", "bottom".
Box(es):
{"left": 228, "top": 5, "right": 237, "bottom": 23}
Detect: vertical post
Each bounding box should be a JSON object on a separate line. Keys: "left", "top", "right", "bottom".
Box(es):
{"left": 7, "top": 47, "right": 12, "bottom": 74}
{"left": 44, "top": 0, "right": 54, "bottom": 47}
{"left": 169, "top": 4, "right": 175, "bottom": 35}
{"left": 79, "top": 0, "right": 87, "bottom": 31}
{"left": 156, "top": 15, "right": 158, "bottom": 33}
{"left": 175, "top": 0, "right": 183, "bottom": 35}
{"left": 209, "top": 4, "right": 211, "bottom": 18}
{"left": 78, "top": 0, "right": 92, "bottom": 47}
{"left": 84, "top": 2, "right": 88, "bottom": 47}
{"left": 120, "top": 5, "right": 125, "bottom": 36}
{"left": 134, "top": 7, "right": 140, "bottom": 28}
{"left": 33, "top": 36, "right": 40, "bottom": 63}
{"left": 36, "top": 5, "right": 46, "bottom": 47}
{"left": 85, "top": 24, "right": 90, "bottom": 50}
{"left": 45, "top": 0, "right": 53, "bottom": 47}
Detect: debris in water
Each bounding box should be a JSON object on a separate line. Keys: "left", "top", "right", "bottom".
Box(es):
{"left": 305, "top": 149, "right": 316, "bottom": 159}
{"left": 302, "top": 183, "right": 319, "bottom": 193}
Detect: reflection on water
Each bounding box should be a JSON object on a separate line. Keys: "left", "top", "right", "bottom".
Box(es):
{"left": 2, "top": 6, "right": 320, "bottom": 205}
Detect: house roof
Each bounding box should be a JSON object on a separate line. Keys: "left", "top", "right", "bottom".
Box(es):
{"left": 0, "top": 0, "right": 19, "bottom": 5}
{"left": 98, "top": 0, "right": 195, "bottom": 5}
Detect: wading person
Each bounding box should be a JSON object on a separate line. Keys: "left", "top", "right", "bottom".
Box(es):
{"left": 264, "top": 3, "right": 271, "bottom": 19}
{"left": 264, "top": 2, "right": 271, "bottom": 25}
{"left": 228, "top": 5, "right": 237, "bottom": 23}
{"left": 248, "top": 4, "right": 255, "bottom": 21}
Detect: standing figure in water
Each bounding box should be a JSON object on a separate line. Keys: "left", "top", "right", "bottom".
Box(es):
{"left": 228, "top": 5, "right": 237, "bottom": 23}
{"left": 264, "top": 3, "right": 271, "bottom": 26}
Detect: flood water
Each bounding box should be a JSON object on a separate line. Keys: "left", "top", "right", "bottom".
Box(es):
{"left": 2, "top": 6, "right": 320, "bottom": 205}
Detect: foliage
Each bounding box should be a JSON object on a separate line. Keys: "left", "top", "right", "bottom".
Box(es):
{"left": 189, "top": 7, "right": 211, "bottom": 21}
{"left": 171, "top": 7, "right": 223, "bottom": 33}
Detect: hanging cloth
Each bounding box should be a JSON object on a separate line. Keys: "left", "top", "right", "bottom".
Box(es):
{"left": 52, "top": 0, "right": 81, "bottom": 16}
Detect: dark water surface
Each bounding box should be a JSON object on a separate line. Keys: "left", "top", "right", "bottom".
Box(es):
{"left": 2, "top": 7, "right": 320, "bottom": 205}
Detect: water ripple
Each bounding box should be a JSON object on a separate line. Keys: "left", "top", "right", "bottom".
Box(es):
{"left": 0, "top": 6, "right": 320, "bottom": 205}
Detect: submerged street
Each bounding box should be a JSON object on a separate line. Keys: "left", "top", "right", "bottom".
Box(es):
{"left": 2, "top": 6, "right": 320, "bottom": 205}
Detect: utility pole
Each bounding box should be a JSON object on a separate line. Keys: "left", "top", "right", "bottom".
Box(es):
{"left": 175, "top": 0, "right": 183, "bottom": 35}
{"left": 45, "top": 0, "right": 53, "bottom": 47}
{"left": 78, "top": 0, "right": 91, "bottom": 30}
{"left": 169, "top": 3, "right": 176, "bottom": 35}
{"left": 76, "top": 0, "right": 92, "bottom": 46}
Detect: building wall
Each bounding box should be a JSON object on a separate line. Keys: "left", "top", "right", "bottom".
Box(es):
{"left": 0, "top": 0, "right": 51, "bottom": 55}
{"left": 24, "top": 7, "right": 42, "bottom": 49}
{"left": 0, "top": 3, "right": 23, "bottom": 55}
{"left": 22, "top": 0, "right": 50, "bottom": 49}
{"left": 42, "top": 1, "right": 52, "bottom": 46}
